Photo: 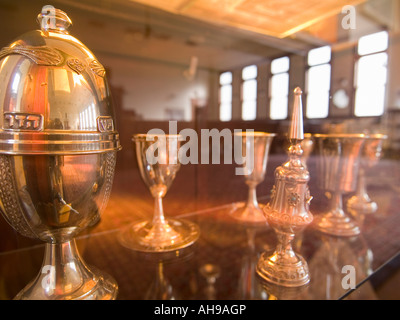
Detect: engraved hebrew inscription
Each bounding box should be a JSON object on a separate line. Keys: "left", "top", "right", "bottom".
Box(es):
{"left": 3, "top": 112, "right": 43, "bottom": 131}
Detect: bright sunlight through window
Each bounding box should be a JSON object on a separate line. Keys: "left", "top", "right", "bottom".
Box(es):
{"left": 355, "top": 31, "right": 388, "bottom": 117}
{"left": 270, "top": 56, "right": 289, "bottom": 120}
{"left": 306, "top": 46, "right": 331, "bottom": 119}
{"left": 219, "top": 71, "right": 232, "bottom": 121}
{"left": 241, "top": 65, "right": 257, "bottom": 120}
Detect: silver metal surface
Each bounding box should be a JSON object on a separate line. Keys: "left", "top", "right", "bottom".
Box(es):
{"left": 0, "top": 152, "right": 116, "bottom": 241}
{"left": 0, "top": 6, "right": 120, "bottom": 299}
{"left": 257, "top": 87, "right": 313, "bottom": 287}
{"left": 314, "top": 133, "right": 366, "bottom": 193}
{"left": 118, "top": 134, "right": 200, "bottom": 252}
{"left": 289, "top": 87, "right": 304, "bottom": 142}
{"left": 347, "top": 133, "right": 388, "bottom": 215}
{"left": 312, "top": 133, "right": 367, "bottom": 237}
{"left": 230, "top": 131, "right": 276, "bottom": 224}
{"left": 0, "top": 7, "right": 121, "bottom": 154}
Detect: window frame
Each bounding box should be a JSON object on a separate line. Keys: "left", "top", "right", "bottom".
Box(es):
{"left": 353, "top": 30, "right": 389, "bottom": 118}
{"left": 305, "top": 45, "right": 332, "bottom": 119}
{"left": 218, "top": 71, "right": 233, "bottom": 122}
{"left": 241, "top": 65, "right": 258, "bottom": 121}
{"left": 269, "top": 56, "right": 290, "bottom": 120}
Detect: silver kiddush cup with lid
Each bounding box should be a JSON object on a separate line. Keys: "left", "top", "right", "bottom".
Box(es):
{"left": 0, "top": 6, "right": 121, "bottom": 299}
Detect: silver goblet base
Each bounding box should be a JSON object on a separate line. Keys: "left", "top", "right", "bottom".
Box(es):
{"left": 313, "top": 210, "right": 360, "bottom": 237}
{"left": 14, "top": 240, "right": 118, "bottom": 300}
{"left": 256, "top": 250, "right": 310, "bottom": 287}
{"left": 230, "top": 202, "right": 267, "bottom": 224}
{"left": 347, "top": 196, "right": 377, "bottom": 214}
{"left": 119, "top": 218, "right": 200, "bottom": 252}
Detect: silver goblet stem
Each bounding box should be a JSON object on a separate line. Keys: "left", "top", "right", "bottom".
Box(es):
{"left": 16, "top": 239, "right": 117, "bottom": 299}
{"left": 153, "top": 196, "right": 166, "bottom": 226}
{"left": 347, "top": 134, "right": 387, "bottom": 215}
{"left": 246, "top": 181, "right": 259, "bottom": 210}
{"left": 348, "top": 168, "right": 377, "bottom": 212}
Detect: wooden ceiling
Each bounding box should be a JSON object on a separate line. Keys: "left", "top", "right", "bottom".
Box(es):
{"left": 0, "top": 0, "right": 395, "bottom": 71}
{"left": 129, "top": 0, "right": 365, "bottom": 38}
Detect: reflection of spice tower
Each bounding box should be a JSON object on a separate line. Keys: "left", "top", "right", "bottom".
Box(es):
{"left": 256, "top": 87, "right": 313, "bottom": 287}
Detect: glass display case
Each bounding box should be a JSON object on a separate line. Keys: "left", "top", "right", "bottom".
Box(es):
{"left": 1, "top": 141, "right": 399, "bottom": 300}
{"left": 0, "top": 0, "right": 399, "bottom": 301}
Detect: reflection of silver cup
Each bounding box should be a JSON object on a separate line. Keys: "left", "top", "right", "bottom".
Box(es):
{"left": 237, "top": 228, "right": 269, "bottom": 299}
{"left": 307, "top": 235, "right": 375, "bottom": 299}
{"left": 0, "top": 7, "right": 121, "bottom": 299}
{"left": 231, "top": 132, "right": 276, "bottom": 224}
{"left": 199, "top": 263, "right": 221, "bottom": 300}
{"left": 313, "top": 134, "right": 367, "bottom": 237}
{"left": 347, "top": 134, "right": 387, "bottom": 215}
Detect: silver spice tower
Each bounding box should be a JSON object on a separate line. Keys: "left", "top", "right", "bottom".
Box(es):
{"left": 256, "top": 87, "right": 313, "bottom": 287}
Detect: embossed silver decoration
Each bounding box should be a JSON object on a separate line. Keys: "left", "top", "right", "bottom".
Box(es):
{"left": 3, "top": 112, "right": 43, "bottom": 131}
{"left": 288, "top": 192, "right": 300, "bottom": 207}
{"left": 0, "top": 6, "right": 121, "bottom": 300}
{"left": 257, "top": 87, "right": 313, "bottom": 287}
{"left": 89, "top": 60, "right": 106, "bottom": 77}
{"left": 97, "top": 116, "right": 114, "bottom": 132}
{"left": 0, "top": 45, "right": 63, "bottom": 66}
{"left": 66, "top": 57, "right": 85, "bottom": 74}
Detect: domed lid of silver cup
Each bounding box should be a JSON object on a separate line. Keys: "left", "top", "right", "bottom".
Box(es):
{"left": 0, "top": 6, "right": 121, "bottom": 154}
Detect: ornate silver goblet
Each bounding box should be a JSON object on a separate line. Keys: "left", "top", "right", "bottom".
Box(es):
{"left": 313, "top": 134, "right": 367, "bottom": 237}
{"left": 0, "top": 7, "right": 121, "bottom": 299}
{"left": 347, "top": 134, "right": 387, "bottom": 214}
{"left": 119, "top": 134, "right": 200, "bottom": 252}
{"left": 231, "top": 132, "right": 276, "bottom": 224}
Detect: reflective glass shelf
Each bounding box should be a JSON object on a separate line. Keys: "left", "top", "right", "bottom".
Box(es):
{"left": 0, "top": 154, "right": 399, "bottom": 300}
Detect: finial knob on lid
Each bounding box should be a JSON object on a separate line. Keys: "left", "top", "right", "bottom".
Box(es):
{"left": 37, "top": 6, "right": 72, "bottom": 33}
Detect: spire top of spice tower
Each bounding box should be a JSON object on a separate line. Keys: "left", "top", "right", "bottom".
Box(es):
{"left": 289, "top": 87, "right": 304, "bottom": 142}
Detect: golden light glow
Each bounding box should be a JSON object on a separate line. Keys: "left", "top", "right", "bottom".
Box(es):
{"left": 72, "top": 72, "right": 84, "bottom": 87}
{"left": 130, "top": 0, "right": 365, "bottom": 38}
{"left": 49, "top": 32, "right": 96, "bottom": 59}
{"left": 53, "top": 68, "right": 70, "bottom": 93}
